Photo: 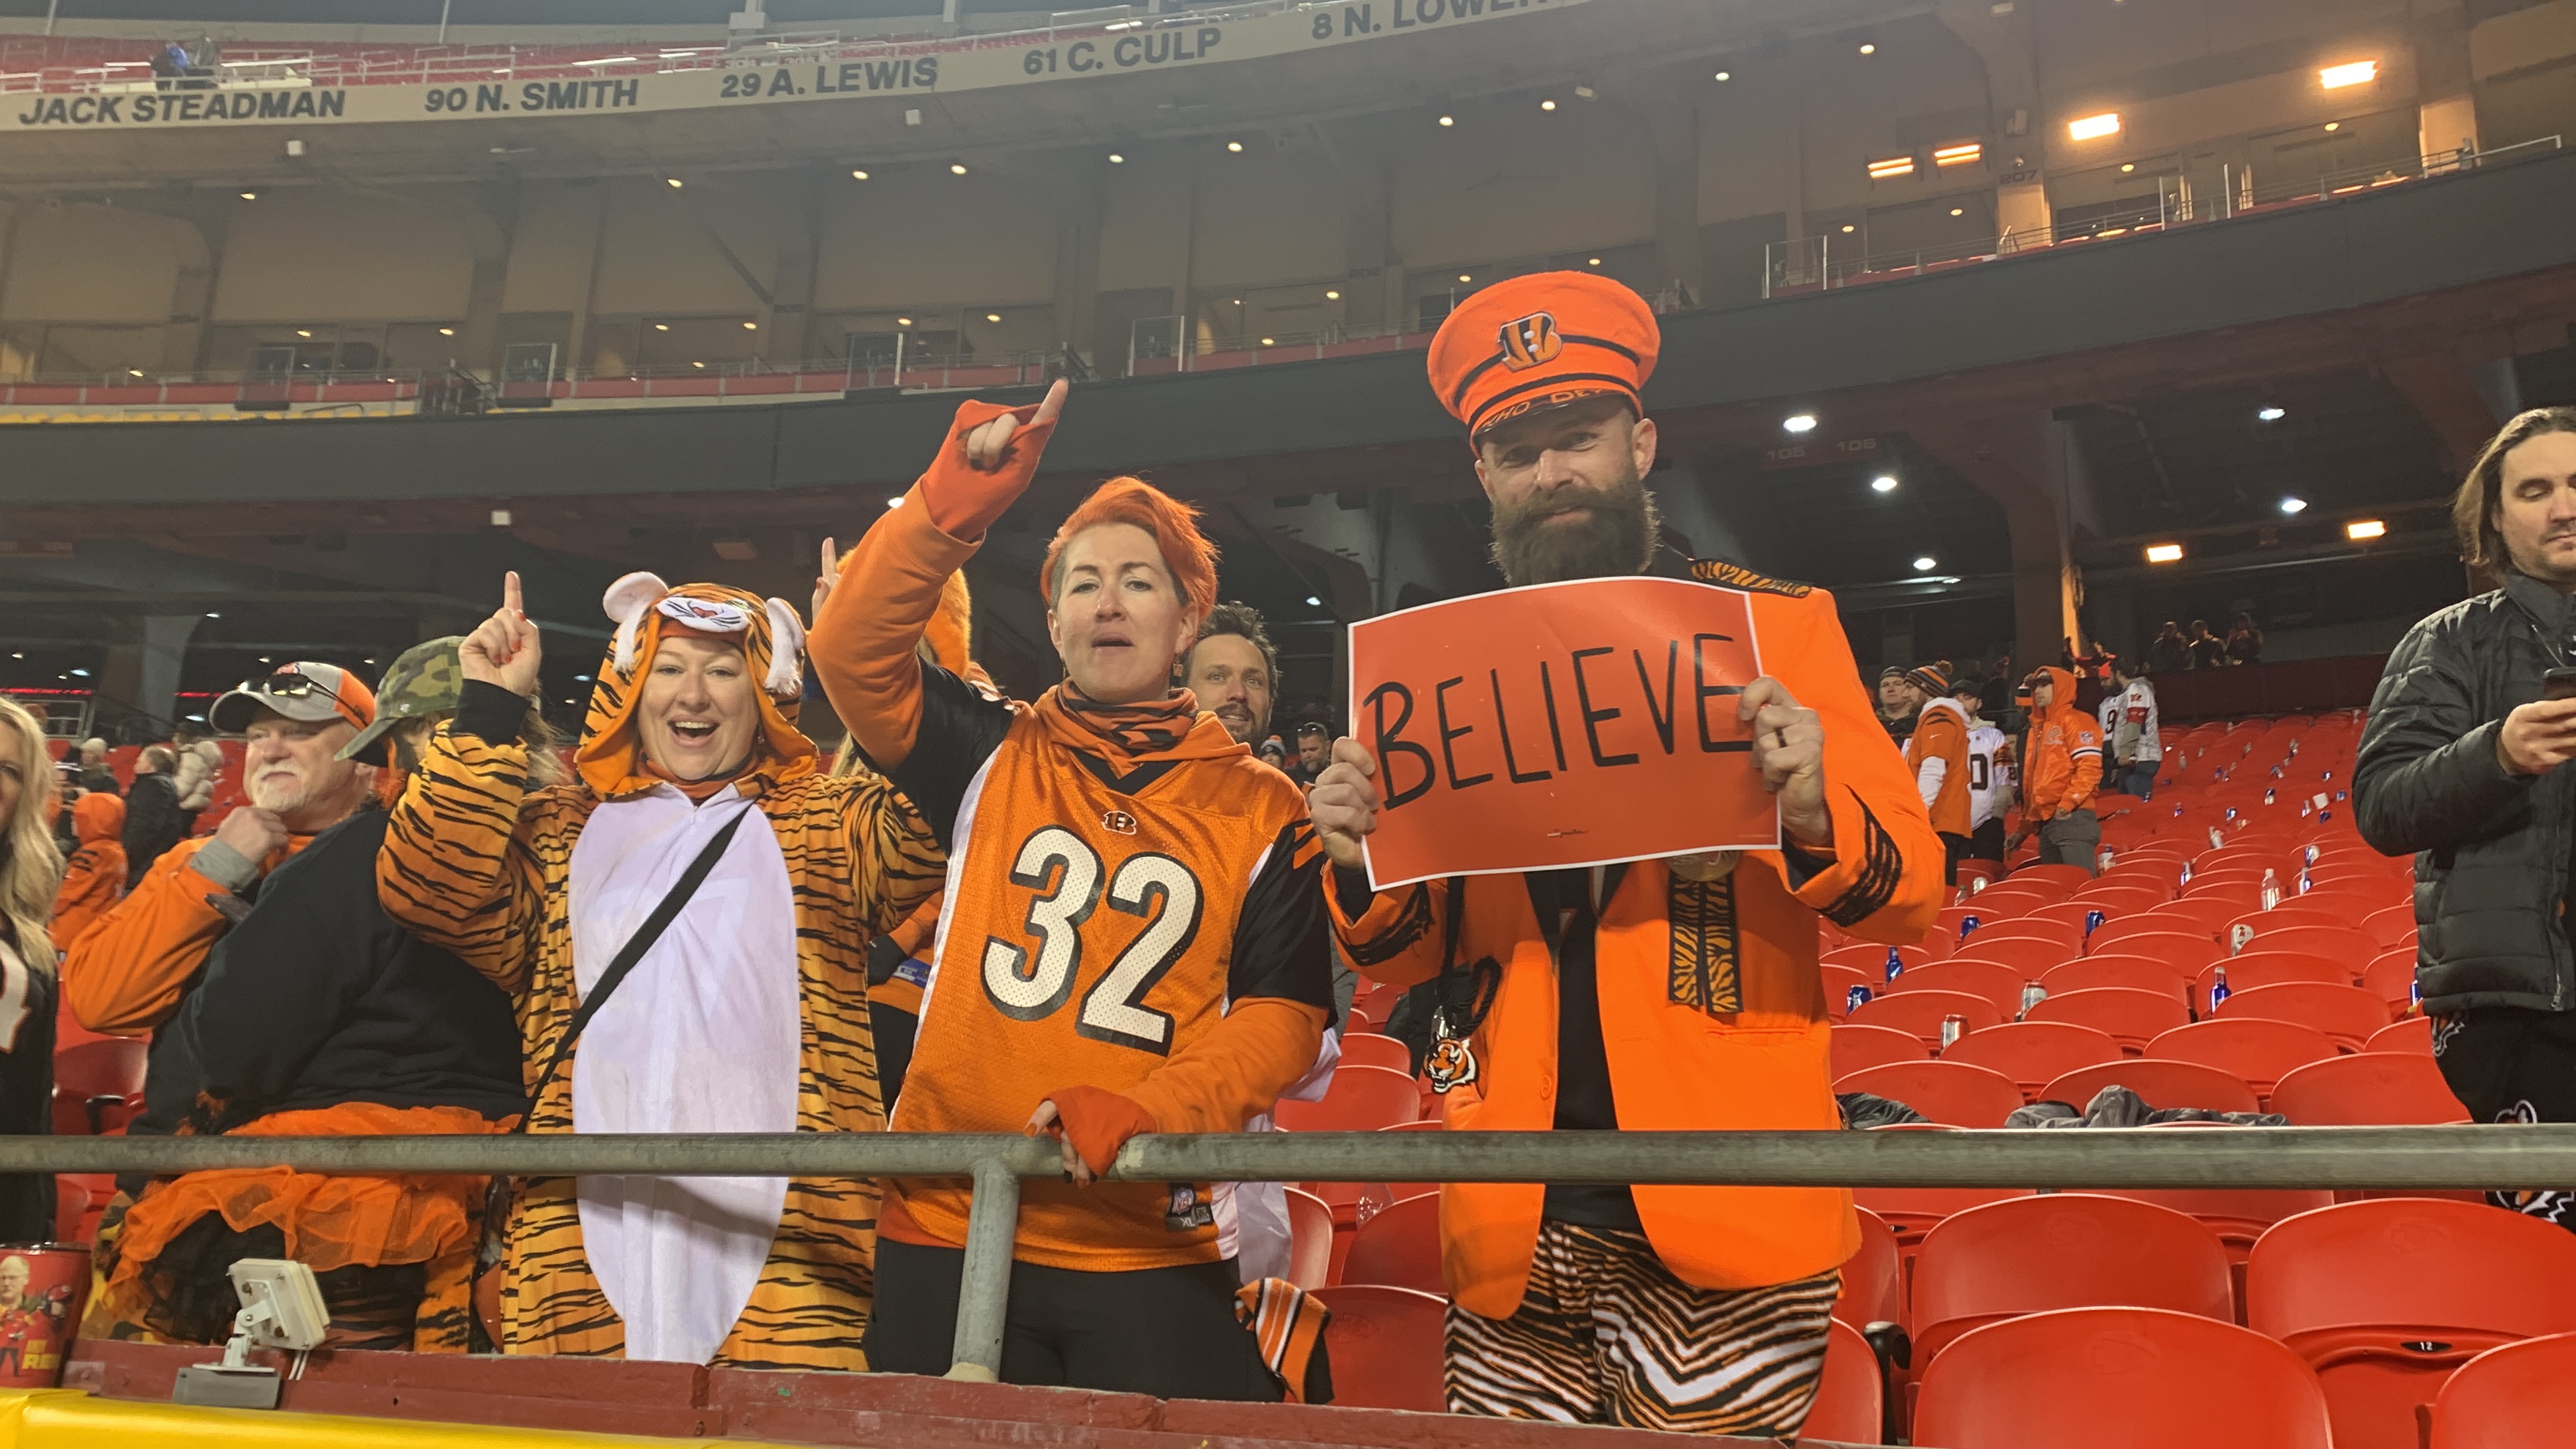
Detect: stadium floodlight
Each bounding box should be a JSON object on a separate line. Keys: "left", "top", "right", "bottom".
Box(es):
{"left": 950, "top": 162, "right": 967, "bottom": 175}
{"left": 2279, "top": 497, "right": 2308, "bottom": 515}
{"left": 896, "top": 317, "right": 913, "bottom": 326}
{"left": 1872, "top": 475, "right": 1899, "bottom": 493}
{"left": 665, "top": 176, "right": 683, "bottom": 187}
{"left": 1587, "top": 257, "right": 1601, "bottom": 266}
{"left": 239, "top": 190, "right": 257, "bottom": 200}
{"left": 1438, "top": 115, "right": 1454, "bottom": 127}
{"left": 1458, "top": 273, "right": 1472, "bottom": 282}
{"left": 1540, "top": 100, "right": 1556, "bottom": 111}
{"left": 1107, "top": 153, "right": 1123, "bottom": 163}
{"left": 1713, "top": 70, "right": 1730, "bottom": 81}
{"left": 1324, "top": 290, "right": 1340, "bottom": 299}
{"left": 1261, "top": 337, "right": 1274, "bottom": 345}
{"left": 1227, "top": 141, "right": 1243, "bottom": 152}
{"left": 1950, "top": 207, "right": 1965, "bottom": 217}
{"left": 2320, "top": 60, "right": 2377, "bottom": 89}
{"left": 2258, "top": 405, "right": 2286, "bottom": 422}
{"left": 2067, "top": 112, "right": 2121, "bottom": 141}
{"left": 2145, "top": 543, "right": 2184, "bottom": 564}
{"left": 1859, "top": 43, "right": 1876, "bottom": 55}
{"left": 2347, "top": 519, "right": 2387, "bottom": 541}
{"left": 986, "top": 312, "right": 1001, "bottom": 323}
{"left": 654, "top": 323, "right": 669, "bottom": 331}
{"left": 1933, "top": 141, "right": 1982, "bottom": 167}
{"left": 1868, "top": 156, "right": 1916, "bottom": 180}
{"left": 1306, "top": 596, "right": 1322, "bottom": 607}
{"left": 886, "top": 496, "right": 905, "bottom": 509}
{"left": 438, "top": 326, "right": 455, "bottom": 336}
{"left": 1783, "top": 413, "right": 1819, "bottom": 434}
{"left": 851, "top": 168, "right": 869, "bottom": 179}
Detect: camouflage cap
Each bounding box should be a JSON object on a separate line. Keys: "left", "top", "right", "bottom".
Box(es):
{"left": 336, "top": 635, "right": 466, "bottom": 763}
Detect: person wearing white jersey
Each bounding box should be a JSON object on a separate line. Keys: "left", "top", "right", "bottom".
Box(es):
{"left": 1956, "top": 678, "right": 2011, "bottom": 864}
{"left": 2106, "top": 657, "right": 2163, "bottom": 798}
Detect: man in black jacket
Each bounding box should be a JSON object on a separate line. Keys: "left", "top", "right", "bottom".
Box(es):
{"left": 2356, "top": 405, "right": 2576, "bottom": 1232}
{"left": 119, "top": 745, "right": 186, "bottom": 888}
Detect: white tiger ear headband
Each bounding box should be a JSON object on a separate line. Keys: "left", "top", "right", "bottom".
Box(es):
{"left": 601, "top": 571, "right": 806, "bottom": 699}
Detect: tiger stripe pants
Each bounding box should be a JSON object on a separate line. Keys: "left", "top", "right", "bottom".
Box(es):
{"left": 1443, "top": 1221, "right": 1839, "bottom": 1437}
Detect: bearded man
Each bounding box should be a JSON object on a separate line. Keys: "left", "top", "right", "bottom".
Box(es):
{"left": 1306, "top": 272, "right": 1943, "bottom": 1437}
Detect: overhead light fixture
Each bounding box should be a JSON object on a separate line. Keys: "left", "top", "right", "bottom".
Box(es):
{"left": 1859, "top": 42, "right": 1876, "bottom": 55}
{"left": 1306, "top": 595, "right": 1322, "bottom": 607}
{"left": 1871, "top": 474, "right": 1899, "bottom": 493}
{"left": 1107, "top": 153, "right": 1124, "bottom": 163}
{"left": 654, "top": 323, "right": 670, "bottom": 331}
{"left": 205, "top": 611, "right": 221, "bottom": 619}
{"left": 2279, "top": 497, "right": 2309, "bottom": 515}
{"left": 851, "top": 168, "right": 869, "bottom": 179}
{"left": 129, "top": 368, "right": 144, "bottom": 376}
{"left": 1933, "top": 141, "right": 1982, "bottom": 167}
{"left": 2068, "top": 112, "right": 2122, "bottom": 141}
{"left": 1324, "top": 289, "right": 1340, "bottom": 299}
{"left": 1911, "top": 555, "right": 1936, "bottom": 571}
{"left": 2324, "top": 121, "right": 2340, "bottom": 132}
{"left": 742, "top": 321, "right": 757, "bottom": 330}
{"left": 1231, "top": 297, "right": 1242, "bottom": 305}
{"left": 886, "top": 495, "right": 905, "bottom": 509}
{"left": 2320, "top": 60, "right": 2378, "bottom": 89}
{"left": 1950, "top": 207, "right": 1965, "bottom": 217}
{"left": 1713, "top": 70, "right": 1731, "bottom": 82}
{"left": 1540, "top": 99, "right": 1557, "bottom": 111}
{"left": 1437, "top": 114, "right": 1454, "bottom": 127}
{"left": 1783, "top": 413, "right": 1819, "bottom": 434}
{"left": 950, "top": 162, "right": 967, "bottom": 175}
{"left": 1867, "top": 156, "right": 1917, "bottom": 180}
{"left": 985, "top": 312, "right": 1001, "bottom": 322}
{"left": 438, "top": 326, "right": 455, "bottom": 336}
{"left": 1587, "top": 256, "right": 1602, "bottom": 265}
{"left": 239, "top": 190, "right": 257, "bottom": 200}
{"left": 665, "top": 176, "right": 683, "bottom": 187}
{"left": 2145, "top": 543, "right": 2184, "bottom": 564}
{"left": 1261, "top": 337, "right": 1275, "bottom": 345}
{"left": 295, "top": 329, "right": 312, "bottom": 338}
{"left": 692, "top": 360, "right": 705, "bottom": 368}
{"left": 1840, "top": 223, "right": 1856, "bottom": 233}
{"left": 896, "top": 316, "right": 913, "bottom": 326}
{"left": 2347, "top": 519, "right": 2386, "bottom": 540}
{"left": 2257, "top": 405, "right": 2285, "bottom": 422}
{"left": 1227, "top": 141, "right": 1243, "bottom": 152}
{"left": 1459, "top": 273, "right": 1472, "bottom": 282}
{"left": 2121, "top": 162, "right": 2136, "bottom": 173}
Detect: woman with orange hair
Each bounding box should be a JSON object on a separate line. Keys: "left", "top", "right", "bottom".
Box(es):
{"left": 814, "top": 380, "right": 1335, "bottom": 1401}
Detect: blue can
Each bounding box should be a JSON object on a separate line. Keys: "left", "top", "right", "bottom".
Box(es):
{"left": 1847, "top": 984, "right": 1874, "bottom": 1014}
{"left": 1884, "top": 947, "right": 1906, "bottom": 983}
{"left": 2209, "top": 965, "right": 2231, "bottom": 1009}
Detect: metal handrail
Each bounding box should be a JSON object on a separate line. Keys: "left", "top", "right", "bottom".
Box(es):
{"left": 10, "top": 1126, "right": 2572, "bottom": 1380}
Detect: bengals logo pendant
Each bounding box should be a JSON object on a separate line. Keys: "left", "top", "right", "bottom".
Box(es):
{"left": 1497, "top": 310, "right": 1562, "bottom": 371}
{"left": 1101, "top": 810, "right": 1138, "bottom": 835}
{"left": 1425, "top": 1036, "right": 1479, "bottom": 1095}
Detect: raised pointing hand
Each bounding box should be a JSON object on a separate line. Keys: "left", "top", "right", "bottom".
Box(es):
{"left": 963, "top": 376, "right": 1068, "bottom": 471}
{"left": 459, "top": 569, "right": 543, "bottom": 697}
{"left": 809, "top": 535, "right": 839, "bottom": 626}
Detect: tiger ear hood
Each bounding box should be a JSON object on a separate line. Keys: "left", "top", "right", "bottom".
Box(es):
{"left": 576, "top": 571, "right": 819, "bottom": 799}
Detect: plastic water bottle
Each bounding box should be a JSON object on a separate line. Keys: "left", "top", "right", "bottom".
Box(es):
{"left": 1884, "top": 947, "right": 1906, "bottom": 984}
{"left": 1939, "top": 1014, "right": 1966, "bottom": 1050}
{"left": 2298, "top": 869, "right": 2312, "bottom": 895}
{"left": 2264, "top": 788, "right": 2276, "bottom": 804}
{"left": 2096, "top": 847, "right": 2116, "bottom": 872}
{"left": 1847, "top": 984, "right": 1874, "bottom": 1014}
{"left": 2083, "top": 908, "right": 2106, "bottom": 938}
{"left": 2179, "top": 861, "right": 2193, "bottom": 885}
{"left": 1959, "top": 914, "right": 1981, "bottom": 942}
{"left": 2018, "top": 982, "right": 2048, "bottom": 1018}
{"left": 2209, "top": 965, "right": 2231, "bottom": 1009}
{"left": 2304, "top": 844, "right": 2320, "bottom": 866}
{"left": 2261, "top": 868, "right": 2281, "bottom": 912}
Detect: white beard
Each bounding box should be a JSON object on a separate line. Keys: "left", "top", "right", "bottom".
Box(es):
{"left": 248, "top": 772, "right": 308, "bottom": 812}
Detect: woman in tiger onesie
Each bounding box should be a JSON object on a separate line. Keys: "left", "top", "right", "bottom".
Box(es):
{"left": 376, "top": 569, "right": 943, "bottom": 1368}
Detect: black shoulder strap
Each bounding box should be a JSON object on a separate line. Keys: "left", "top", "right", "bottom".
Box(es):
{"left": 514, "top": 808, "right": 751, "bottom": 1132}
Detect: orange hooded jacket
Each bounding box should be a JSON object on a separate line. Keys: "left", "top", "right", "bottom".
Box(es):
{"left": 50, "top": 792, "right": 127, "bottom": 954}
{"left": 1328, "top": 564, "right": 1945, "bottom": 1317}
{"left": 1905, "top": 696, "right": 1972, "bottom": 838}
{"left": 2020, "top": 665, "right": 2103, "bottom": 823}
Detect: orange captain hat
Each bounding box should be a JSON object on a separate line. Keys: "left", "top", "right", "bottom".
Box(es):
{"left": 1426, "top": 269, "right": 1660, "bottom": 441}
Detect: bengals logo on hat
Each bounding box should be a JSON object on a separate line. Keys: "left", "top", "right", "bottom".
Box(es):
{"left": 1497, "top": 311, "right": 1562, "bottom": 371}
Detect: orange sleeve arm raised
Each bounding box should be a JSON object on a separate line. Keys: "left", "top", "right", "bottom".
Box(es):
{"left": 62, "top": 838, "right": 229, "bottom": 1036}
{"left": 811, "top": 397, "right": 1055, "bottom": 774}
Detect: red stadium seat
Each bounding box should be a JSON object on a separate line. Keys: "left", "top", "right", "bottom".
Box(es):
{"left": 1826, "top": 942, "right": 1927, "bottom": 979}
{"left": 2037, "top": 1058, "right": 2261, "bottom": 1115}
{"left": 1336, "top": 1033, "right": 1412, "bottom": 1074}
{"left": 2360, "top": 951, "right": 2416, "bottom": 1017}
{"left": 2217, "top": 982, "right": 2395, "bottom": 1051}
{"left": 1833, "top": 1061, "right": 2026, "bottom": 1128}
{"left": 1340, "top": 1192, "right": 1441, "bottom": 1294}
{"left": 2249, "top": 1199, "right": 2576, "bottom": 1449}
{"left": 2111, "top": 895, "right": 2240, "bottom": 943}
{"left": 1312, "top": 1285, "right": 1447, "bottom": 1412}
{"left": 2359, "top": 905, "right": 2415, "bottom": 951}
{"left": 1914, "top": 1307, "right": 2332, "bottom": 1449}
{"left": 1912, "top": 1195, "right": 2234, "bottom": 1365}
{"left": 52, "top": 1038, "right": 147, "bottom": 1135}
{"left": 1275, "top": 1064, "right": 1421, "bottom": 1131}
{"left": 2022, "top": 987, "right": 2190, "bottom": 1054}
{"left": 2234, "top": 924, "right": 2380, "bottom": 965}
{"left": 2040, "top": 953, "right": 2190, "bottom": 1003}
{"left": 2007, "top": 863, "right": 2097, "bottom": 893}
{"left": 2086, "top": 1185, "right": 2336, "bottom": 1310}
{"left": 1282, "top": 1186, "right": 1333, "bottom": 1290}
{"left": 1834, "top": 1208, "right": 1903, "bottom": 1330}
{"left": 1821, "top": 963, "right": 1874, "bottom": 1022}
{"left": 1847, "top": 989, "right": 2002, "bottom": 1046}
{"left": 2193, "top": 951, "right": 2353, "bottom": 1015}
{"left": 1945, "top": 934, "right": 2075, "bottom": 981}
{"left": 1830, "top": 1023, "right": 1929, "bottom": 1079}
{"left": 1886, "top": 958, "right": 2032, "bottom": 1014}
{"left": 2362, "top": 1016, "right": 2432, "bottom": 1055}
{"left": 1854, "top": 1185, "right": 2034, "bottom": 1255}
{"left": 2146, "top": 1018, "right": 2339, "bottom": 1105}
{"left": 2429, "top": 1332, "right": 2576, "bottom": 1449}
{"left": 2268, "top": 1052, "right": 2470, "bottom": 1125}
{"left": 1805, "top": 1318, "right": 1885, "bottom": 1445}
{"left": 1938, "top": 1022, "right": 2123, "bottom": 1101}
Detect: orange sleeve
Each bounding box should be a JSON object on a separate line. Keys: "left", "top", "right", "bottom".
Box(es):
{"left": 62, "top": 837, "right": 228, "bottom": 1036}
{"left": 1326, "top": 873, "right": 1450, "bottom": 992}
{"left": 888, "top": 892, "right": 941, "bottom": 958}
{"left": 1118, "top": 997, "right": 1328, "bottom": 1136}
{"left": 1760, "top": 591, "right": 1945, "bottom": 945}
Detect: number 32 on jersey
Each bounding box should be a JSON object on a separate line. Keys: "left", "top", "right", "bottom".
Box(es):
{"left": 981, "top": 825, "right": 1205, "bottom": 1055}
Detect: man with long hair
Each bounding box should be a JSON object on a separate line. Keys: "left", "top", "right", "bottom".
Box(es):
{"left": 815, "top": 381, "right": 1335, "bottom": 1401}
{"left": 1306, "top": 272, "right": 1943, "bottom": 1436}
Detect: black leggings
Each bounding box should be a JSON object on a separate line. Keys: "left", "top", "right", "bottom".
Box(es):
{"left": 866, "top": 1238, "right": 1294, "bottom": 1400}
{"left": 2433, "top": 1008, "right": 2576, "bottom": 1232}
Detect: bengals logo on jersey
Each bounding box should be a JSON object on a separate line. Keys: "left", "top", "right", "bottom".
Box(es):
{"left": 1496, "top": 311, "right": 1562, "bottom": 372}
{"left": 1101, "top": 810, "right": 1138, "bottom": 835}
{"left": 1425, "top": 1036, "right": 1479, "bottom": 1094}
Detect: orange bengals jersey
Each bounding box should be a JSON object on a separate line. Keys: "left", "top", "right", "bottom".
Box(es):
{"left": 884, "top": 671, "right": 1334, "bottom": 1272}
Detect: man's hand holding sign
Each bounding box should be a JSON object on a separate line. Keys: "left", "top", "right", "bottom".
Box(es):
{"left": 1314, "top": 577, "right": 1832, "bottom": 888}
